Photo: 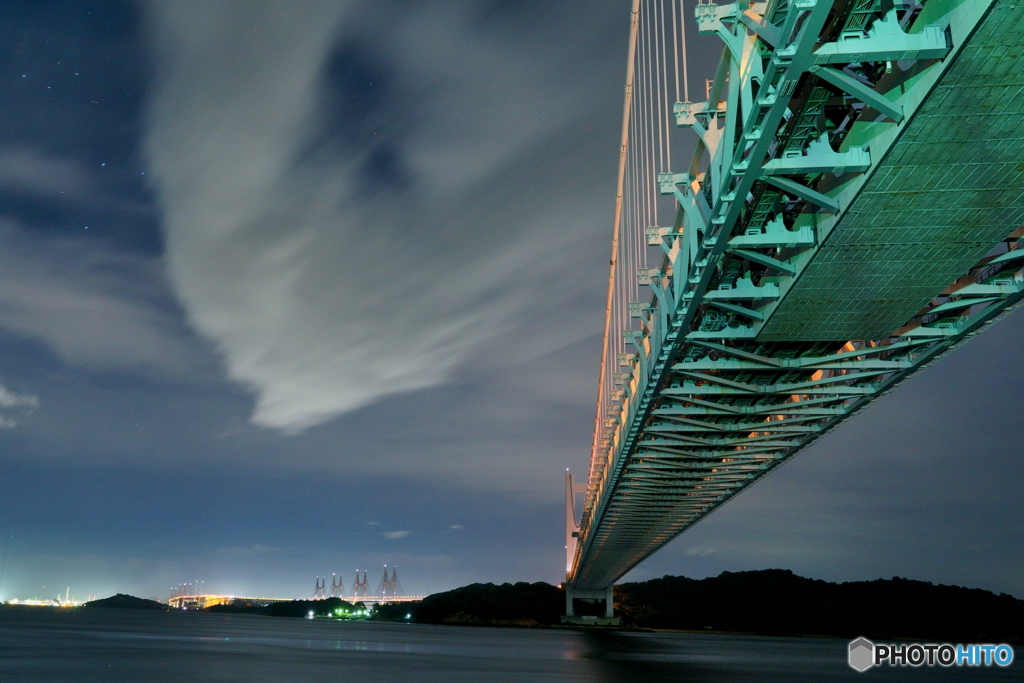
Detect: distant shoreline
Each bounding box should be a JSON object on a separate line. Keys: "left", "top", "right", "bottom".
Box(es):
{"left": 20, "top": 569, "right": 1021, "bottom": 643}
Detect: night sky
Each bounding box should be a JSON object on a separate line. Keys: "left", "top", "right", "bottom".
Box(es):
{"left": 0, "top": 0, "right": 1021, "bottom": 604}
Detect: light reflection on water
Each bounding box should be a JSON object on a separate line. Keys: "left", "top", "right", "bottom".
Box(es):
{"left": 0, "top": 609, "right": 1021, "bottom": 682}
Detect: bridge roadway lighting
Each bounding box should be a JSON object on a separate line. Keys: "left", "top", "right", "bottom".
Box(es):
{"left": 566, "top": 0, "right": 1024, "bottom": 619}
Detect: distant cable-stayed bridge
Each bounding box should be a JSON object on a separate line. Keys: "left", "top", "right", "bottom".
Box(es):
{"left": 167, "top": 567, "right": 421, "bottom": 609}
{"left": 166, "top": 594, "right": 424, "bottom": 609}
{"left": 565, "top": 0, "right": 1024, "bottom": 619}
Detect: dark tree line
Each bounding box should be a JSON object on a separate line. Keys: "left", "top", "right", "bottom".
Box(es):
{"left": 614, "top": 569, "right": 1024, "bottom": 642}
{"left": 415, "top": 582, "right": 564, "bottom": 626}
{"left": 207, "top": 597, "right": 361, "bottom": 617}
{"left": 405, "top": 570, "right": 1024, "bottom": 641}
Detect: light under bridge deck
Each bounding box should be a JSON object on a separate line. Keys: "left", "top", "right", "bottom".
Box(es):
{"left": 569, "top": 0, "right": 1024, "bottom": 591}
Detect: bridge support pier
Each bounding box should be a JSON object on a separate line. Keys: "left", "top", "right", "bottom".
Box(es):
{"left": 562, "top": 586, "right": 618, "bottom": 625}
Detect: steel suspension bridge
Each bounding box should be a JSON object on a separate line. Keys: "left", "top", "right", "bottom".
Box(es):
{"left": 565, "top": 0, "right": 1024, "bottom": 618}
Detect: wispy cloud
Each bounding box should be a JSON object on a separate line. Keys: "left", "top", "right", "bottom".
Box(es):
{"left": 0, "top": 381, "right": 38, "bottom": 429}
{"left": 216, "top": 544, "right": 281, "bottom": 556}
{"left": 142, "top": 1, "right": 619, "bottom": 433}
{"left": 0, "top": 221, "right": 215, "bottom": 382}
{"left": 0, "top": 147, "right": 92, "bottom": 199}
{"left": 0, "top": 383, "right": 38, "bottom": 410}
{"left": 382, "top": 530, "right": 410, "bottom": 540}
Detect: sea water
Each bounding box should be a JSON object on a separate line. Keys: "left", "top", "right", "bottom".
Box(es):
{"left": 1, "top": 608, "right": 1021, "bottom": 682}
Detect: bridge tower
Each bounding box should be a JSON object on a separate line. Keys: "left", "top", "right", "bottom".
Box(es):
{"left": 351, "top": 570, "right": 368, "bottom": 599}
{"left": 391, "top": 566, "right": 402, "bottom": 596}
{"left": 564, "top": 470, "right": 609, "bottom": 617}
{"left": 330, "top": 573, "right": 344, "bottom": 598}
{"left": 313, "top": 576, "right": 326, "bottom": 599}
{"left": 379, "top": 565, "right": 398, "bottom": 598}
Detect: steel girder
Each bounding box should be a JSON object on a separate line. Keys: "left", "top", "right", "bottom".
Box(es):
{"left": 570, "top": 0, "right": 1024, "bottom": 590}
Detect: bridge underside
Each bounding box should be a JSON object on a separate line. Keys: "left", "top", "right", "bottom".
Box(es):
{"left": 571, "top": 0, "right": 1024, "bottom": 590}
{"left": 763, "top": 8, "right": 1024, "bottom": 340}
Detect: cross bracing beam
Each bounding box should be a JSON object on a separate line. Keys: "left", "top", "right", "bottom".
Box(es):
{"left": 663, "top": 384, "right": 877, "bottom": 396}
{"left": 653, "top": 393, "right": 850, "bottom": 412}
{"left": 648, "top": 419, "right": 820, "bottom": 433}
{"left": 570, "top": 0, "right": 1024, "bottom": 591}
{"left": 626, "top": 467, "right": 768, "bottom": 476}
{"left": 621, "top": 475, "right": 754, "bottom": 484}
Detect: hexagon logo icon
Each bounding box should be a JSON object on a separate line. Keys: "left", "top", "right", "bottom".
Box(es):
{"left": 848, "top": 637, "right": 874, "bottom": 672}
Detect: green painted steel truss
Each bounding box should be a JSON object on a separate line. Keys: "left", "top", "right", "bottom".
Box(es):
{"left": 570, "top": 0, "right": 1024, "bottom": 590}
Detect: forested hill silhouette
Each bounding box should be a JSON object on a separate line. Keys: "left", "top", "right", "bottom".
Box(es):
{"left": 616, "top": 570, "right": 1023, "bottom": 642}
{"left": 416, "top": 582, "right": 562, "bottom": 627}
{"left": 414, "top": 570, "right": 1023, "bottom": 641}
{"left": 83, "top": 594, "right": 167, "bottom": 610}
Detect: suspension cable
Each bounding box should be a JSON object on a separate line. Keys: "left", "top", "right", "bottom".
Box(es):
{"left": 680, "top": 0, "right": 690, "bottom": 102}
{"left": 591, "top": 0, "right": 643, "bottom": 480}
{"left": 671, "top": 0, "right": 681, "bottom": 103}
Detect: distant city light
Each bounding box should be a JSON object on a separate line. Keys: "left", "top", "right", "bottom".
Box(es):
{"left": 2, "top": 598, "right": 83, "bottom": 608}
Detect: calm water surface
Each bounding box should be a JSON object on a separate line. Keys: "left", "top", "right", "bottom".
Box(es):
{"left": 1, "top": 609, "right": 1021, "bottom": 682}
